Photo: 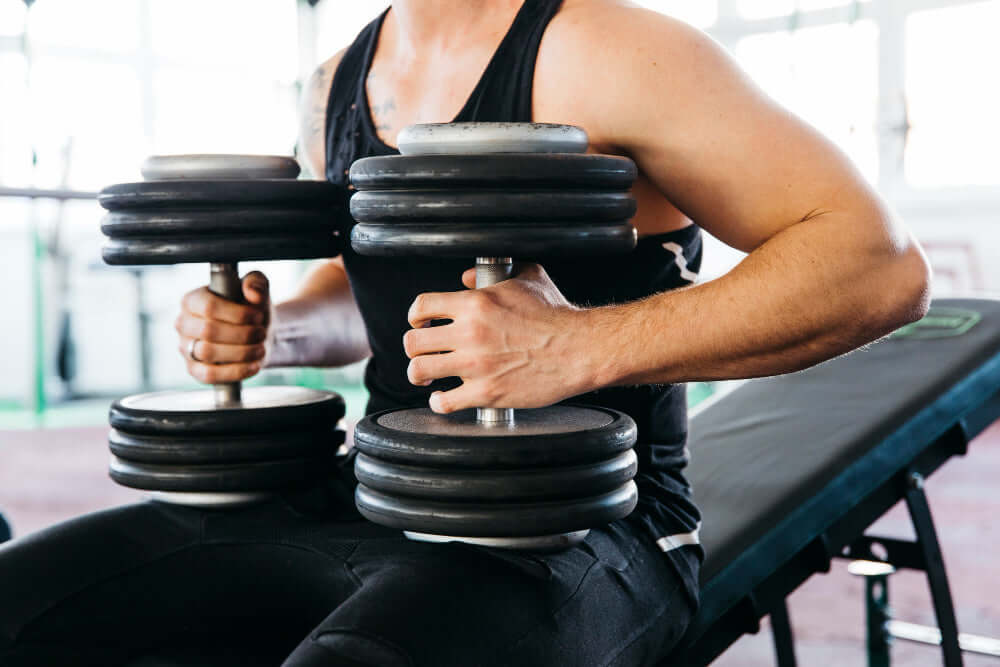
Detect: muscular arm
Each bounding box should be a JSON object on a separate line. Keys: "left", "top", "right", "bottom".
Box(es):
{"left": 549, "top": 7, "right": 930, "bottom": 387}
{"left": 404, "top": 5, "right": 931, "bottom": 414}
{"left": 266, "top": 51, "right": 372, "bottom": 369}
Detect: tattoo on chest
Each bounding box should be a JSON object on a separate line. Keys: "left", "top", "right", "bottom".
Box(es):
{"left": 371, "top": 97, "right": 397, "bottom": 132}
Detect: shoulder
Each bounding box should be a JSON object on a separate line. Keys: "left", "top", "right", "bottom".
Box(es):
{"left": 536, "top": 0, "right": 738, "bottom": 140}
{"left": 298, "top": 49, "right": 347, "bottom": 178}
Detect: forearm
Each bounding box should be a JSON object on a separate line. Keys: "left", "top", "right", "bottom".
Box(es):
{"left": 586, "top": 211, "right": 930, "bottom": 387}
{"left": 265, "top": 259, "right": 371, "bottom": 368}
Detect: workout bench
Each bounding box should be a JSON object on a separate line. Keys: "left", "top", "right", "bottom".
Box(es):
{"left": 665, "top": 297, "right": 1000, "bottom": 666}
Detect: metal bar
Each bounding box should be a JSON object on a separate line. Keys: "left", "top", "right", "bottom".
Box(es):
{"left": 475, "top": 257, "right": 514, "bottom": 425}
{"left": 889, "top": 620, "right": 1000, "bottom": 658}
{"left": 208, "top": 262, "right": 243, "bottom": 406}
{"left": 864, "top": 572, "right": 893, "bottom": 667}
{"left": 0, "top": 186, "right": 97, "bottom": 201}
{"left": 905, "top": 473, "right": 963, "bottom": 667}
{"left": 770, "top": 600, "right": 798, "bottom": 667}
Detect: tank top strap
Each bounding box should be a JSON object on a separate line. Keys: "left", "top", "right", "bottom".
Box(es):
{"left": 324, "top": 9, "right": 393, "bottom": 183}
{"left": 458, "top": 0, "right": 564, "bottom": 122}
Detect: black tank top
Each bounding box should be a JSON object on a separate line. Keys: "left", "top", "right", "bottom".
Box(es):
{"left": 325, "top": 0, "right": 704, "bottom": 595}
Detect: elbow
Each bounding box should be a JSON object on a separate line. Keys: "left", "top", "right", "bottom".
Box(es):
{"left": 870, "top": 239, "right": 933, "bottom": 334}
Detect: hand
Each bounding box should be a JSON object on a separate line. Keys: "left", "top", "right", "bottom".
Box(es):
{"left": 175, "top": 271, "right": 271, "bottom": 384}
{"left": 404, "top": 264, "right": 596, "bottom": 414}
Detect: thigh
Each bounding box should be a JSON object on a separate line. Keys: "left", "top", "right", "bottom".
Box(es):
{"left": 283, "top": 522, "right": 693, "bottom": 667}
{"left": 0, "top": 499, "right": 365, "bottom": 667}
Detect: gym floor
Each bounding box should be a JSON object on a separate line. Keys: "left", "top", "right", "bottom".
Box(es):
{"left": 2, "top": 419, "right": 997, "bottom": 665}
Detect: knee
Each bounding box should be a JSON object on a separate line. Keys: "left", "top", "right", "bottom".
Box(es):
{"left": 283, "top": 630, "right": 412, "bottom": 667}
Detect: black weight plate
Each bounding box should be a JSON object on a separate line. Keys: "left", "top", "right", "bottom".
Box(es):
{"left": 101, "top": 209, "right": 334, "bottom": 238}
{"left": 350, "top": 221, "right": 636, "bottom": 258}
{"left": 108, "top": 427, "right": 344, "bottom": 464}
{"left": 141, "top": 155, "right": 300, "bottom": 181}
{"left": 349, "top": 190, "right": 636, "bottom": 223}
{"left": 353, "top": 405, "right": 636, "bottom": 468}
{"left": 98, "top": 180, "right": 346, "bottom": 211}
{"left": 349, "top": 154, "right": 637, "bottom": 191}
{"left": 355, "top": 481, "right": 638, "bottom": 537}
{"left": 109, "top": 386, "right": 345, "bottom": 436}
{"left": 102, "top": 232, "right": 343, "bottom": 265}
{"left": 354, "top": 449, "right": 637, "bottom": 502}
{"left": 109, "top": 455, "right": 332, "bottom": 492}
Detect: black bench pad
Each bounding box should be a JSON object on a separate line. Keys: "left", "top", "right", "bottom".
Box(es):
{"left": 672, "top": 298, "right": 1000, "bottom": 661}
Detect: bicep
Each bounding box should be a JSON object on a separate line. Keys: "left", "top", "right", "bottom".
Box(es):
{"left": 609, "top": 13, "right": 883, "bottom": 252}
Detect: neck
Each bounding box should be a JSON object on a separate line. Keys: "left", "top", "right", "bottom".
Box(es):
{"left": 388, "top": 0, "right": 525, "bottom": 55}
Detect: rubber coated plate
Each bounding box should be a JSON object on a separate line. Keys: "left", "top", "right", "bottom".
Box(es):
{"left": 353, "top": 405, "right": 636, "bottom": 467}
{"left": 109, "top": 386, "right": 345, "bottom": 436}
{"left": 397, "top": 123, "right": 588, "bottom": 156}
{"left": 349, "top": 190, "right": 636, "bottom": 223}
{"left": 101, "top": 209, "right": 335, "bottom": 238}
{"left": 102, "top": 231, "right": 344, "bottom": 265}
{"left": 354, "top": 449, "right": 637, "bottom": 501}
{"left": 141, "top": 155, "right": 300, "bottom": 181}
{"left": 108, "top": 427, "right": 345, "bottom": 464}
{"left": 109, "top": 455, "right": 332, "bottom": 492}
{"left": 349, "top": 154, "right": 636, "bottom": 191}
{"left": 355, "top": 482, "right": 638, "bottom": 537}
{"left": 98, "top": 180, "right": 346, "bottom": 211}
{"left": 350, "top": 221, "right": 636, "bottom": 258}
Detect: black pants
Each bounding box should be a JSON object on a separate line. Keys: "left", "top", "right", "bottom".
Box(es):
{"left": 0, "top": 481, "right": 694, "bottom": 667}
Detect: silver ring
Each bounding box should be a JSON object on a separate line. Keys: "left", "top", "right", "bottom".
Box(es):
{"left": 187, "top": 338, "right": 201, "bottom": 362}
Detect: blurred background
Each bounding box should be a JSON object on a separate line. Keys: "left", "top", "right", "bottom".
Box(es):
{"left": 0, "top": 0, "right": 998, "bottom": 664}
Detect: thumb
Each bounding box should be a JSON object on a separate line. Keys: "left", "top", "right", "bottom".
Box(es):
{"left": 461, "top": 267, "right": 476, "bottom": 289}
{"left": 242, "top": 271, "right": 270, "bottom": 306}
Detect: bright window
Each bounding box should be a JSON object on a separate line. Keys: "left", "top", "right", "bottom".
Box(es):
{"left": 904, "top": 0, "right": 1000, "bottom": 187}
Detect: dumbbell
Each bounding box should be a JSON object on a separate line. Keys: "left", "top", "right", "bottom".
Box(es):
{"left": 349, "top": 123, "right": 640, "bottom": 550}
{"left": 98, "top": 154, "right": 348, "bottom": 506}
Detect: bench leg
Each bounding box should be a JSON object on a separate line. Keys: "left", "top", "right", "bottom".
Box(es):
{"left": 770, "top": 600, "right": 797, "bottom": 667}
{"left": 905, "top": 473, "right": 963, "bottom": 667}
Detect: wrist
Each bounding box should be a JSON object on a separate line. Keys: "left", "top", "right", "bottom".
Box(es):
{"left": 571, "top": 306, "right": 626, "bottom": 393}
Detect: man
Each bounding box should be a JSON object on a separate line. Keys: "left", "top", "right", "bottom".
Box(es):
{"left": 1, "top": 1, "right": 929, "bottom": 665}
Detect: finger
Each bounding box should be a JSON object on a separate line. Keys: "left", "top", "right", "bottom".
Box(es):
{"left": 178, "top": 336, "right": 266, "bottom": 364}
{"left": 402, "top": 324, "right": 458, "bottom": 358}
{"left": 429, "top": 383, "right": 482, "bottom": 414}
{"left": 242, "top": 271, "right": 270, "bottom": 308}
{"left": 175, "top": 313, "right": 268, "bottom": 345}
{"left": 185, "top": 358, "right": 262, "bottom": 384}
{"left": 407, "top": 291, "right": 466, "bottom": 328}
{"left": 407, "top": 352, "right": 469, "bottom": 387}
{"left": 461, "top": 268, "right": 476, "bottom": 289}
{"left": 181, "top": 287, "right": 266, "bottom": 326}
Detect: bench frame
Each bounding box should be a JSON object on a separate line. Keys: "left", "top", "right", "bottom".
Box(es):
{"left": 668, "top": 358, "right": 1000, "bottom": 666}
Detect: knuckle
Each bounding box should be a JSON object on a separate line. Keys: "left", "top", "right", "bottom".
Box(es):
{"left": 199, "top": 321, "right": 216, "bottom": 341}
{"left": 402, "top": 329, "right": 417, "bottom": 356}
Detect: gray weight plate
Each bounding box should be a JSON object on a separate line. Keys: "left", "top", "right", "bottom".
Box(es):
{"left": 349, "top": 154, "right": 637, "bottom": 191}
{"left": 102, "top": 231, "right": 344, "bottom": 265}
{"left": 355, "top": 481, "right": 638, "bottom": 537}
{"left": 349, "top": 221, "right": 636, "bottom": 258}
{"left": 354, "top": 449, "right": 637, "bottom": 501}
{"left": 353, "top": 405, "right": 636, "bottom": 468}
{"left": 109, "top": 386, "right": 345, "bottom": 436}
{"left": 98, "top": 180, "right": 345, "bottom": 211}
{"left": 397, "top": 123, "right": 588, "bottom": 155}
{"left": 141, "top": 155, "right": 301, "bottom": 181}
{"left": 101, "top": 209, "right": 334, "bottom": 238}
{"left": 349, "top": 190, "right": 636, "bottom": 222}
{"left": 109, "top": 455, "right": 332, "bottom": 492}
{"left": 108, "top": 427, "right": 344, "bottom": 464}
